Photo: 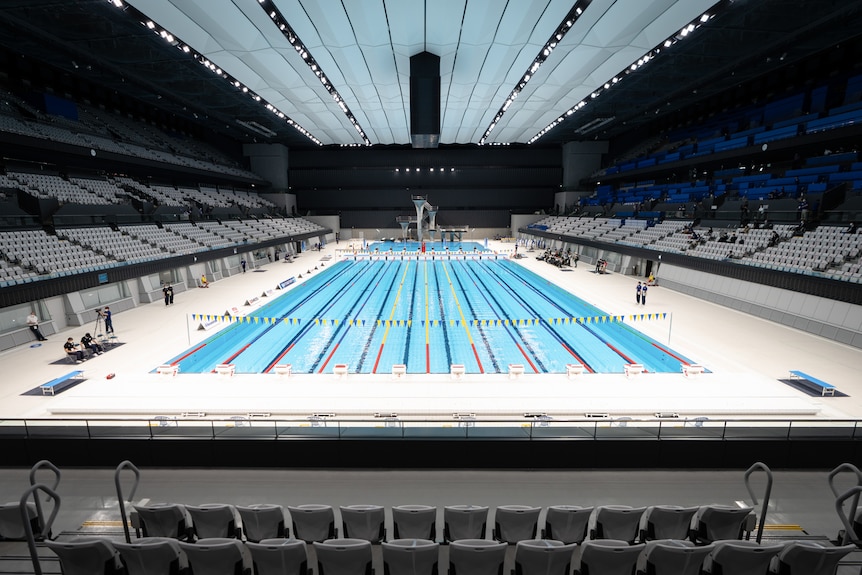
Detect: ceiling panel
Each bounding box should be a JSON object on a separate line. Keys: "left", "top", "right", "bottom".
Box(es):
{"left": 10, "top": 0, "right": 853, "bottom": 149}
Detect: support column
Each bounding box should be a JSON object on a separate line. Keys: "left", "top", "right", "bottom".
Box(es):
{"left": 412, "top": 196, "right": 429, "bottom": 242}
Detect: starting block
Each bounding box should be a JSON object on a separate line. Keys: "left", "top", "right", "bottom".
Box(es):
{"left": 682, "top": 363, "right": 704, "bottom": 377}
{"left": 391, "top": 364, "right": 407, "bottom": 378}
{"left": 450, "top": 364, "right": 465, "bottom": 379}
{"left": 157, "top": 364, "right": 178, "bottom": 376}
{"left": 274, "top": 364, "right": 292, "bottom": 376}
{"left": 624, "top": 363, "right": 644, "bottom": 377}
{"left": 333, "top": 363, "right": 349, "bottom": 377}
{"left": 215, "top": 364, "right": 235, "bottom": 376}
{"left": 508, "top": 364, "right": 525, "bottom": 379}
{"left": 566, "top": 363, "right": 585, "bottom": 378}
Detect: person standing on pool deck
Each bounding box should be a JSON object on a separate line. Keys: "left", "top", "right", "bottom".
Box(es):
{"left": 636, "top": 282, "right": 642, "bottom": 304}
{"left": 102, "top": 306, "right": 114, "bottom": 333}
{"left": 641, "top": 283, "right": 648, "bottom": 305}
{"left": 27, "top": 311, "right": 48, "bottom": 341}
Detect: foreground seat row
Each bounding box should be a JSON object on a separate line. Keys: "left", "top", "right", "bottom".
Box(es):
{"left": 44, "top": 535, "right": 856, "bottom": 575}
{"left": 127, "top": 502, "right": 757, "bottom": 546}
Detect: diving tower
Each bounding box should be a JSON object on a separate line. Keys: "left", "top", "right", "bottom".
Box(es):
{"left": 411, "top": 195, "right": 438, "bottom": 242}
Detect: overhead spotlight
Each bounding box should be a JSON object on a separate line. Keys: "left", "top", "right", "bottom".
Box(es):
{"left": 146, "top": 20, "right": 155, "bottom": 29}
{"left": 111, "top": 0, "right": 123, "bottom": 7}
{"left": 700, "top": 13, "right": 710, "bottom": 22}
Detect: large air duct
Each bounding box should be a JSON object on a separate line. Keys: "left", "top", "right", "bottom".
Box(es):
{"left": 410, "top": 51, "right": 440, "bottom": 148}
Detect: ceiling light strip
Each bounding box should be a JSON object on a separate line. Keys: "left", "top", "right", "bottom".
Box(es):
{"left": 106, "top": 0, "right": 322, "bottom": 145}
{"left": 256, "top": 0, "right": 371, "bottom": 146}
{"left": 528, "top": 1, "right": 730, "bottom": 145}
{"left": 479, "top": 0, "right": 592, "bottom": 145}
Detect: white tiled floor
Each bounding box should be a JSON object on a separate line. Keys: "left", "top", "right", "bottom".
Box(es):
{"left": 1, "top": 241, "right": 861, "bottom": 422}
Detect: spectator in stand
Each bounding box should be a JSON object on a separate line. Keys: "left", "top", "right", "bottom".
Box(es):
{"left": 845, "top": 222, "right": 858, "bottom": 234}
{"left": 757, "top": 203, "right": 767, "bottom": 222}
{"left": 798, "top": 197, "right": 810, "bottom": 223}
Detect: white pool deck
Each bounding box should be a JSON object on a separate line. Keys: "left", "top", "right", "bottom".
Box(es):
{"left": 1, "top": 240, "right": 861, "bottom": 423}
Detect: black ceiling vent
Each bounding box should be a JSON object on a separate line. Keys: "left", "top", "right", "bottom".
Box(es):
{"left": 410, "top": 51, "right": 440, "bottom": 148}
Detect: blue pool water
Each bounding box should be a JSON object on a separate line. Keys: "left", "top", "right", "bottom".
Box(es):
{"left": 166, "top": 258, "right": 694, "bottom": 374}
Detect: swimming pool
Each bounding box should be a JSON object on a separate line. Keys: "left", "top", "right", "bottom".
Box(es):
{"left": 166, "top": 256, "right": 695, "bottom": 374}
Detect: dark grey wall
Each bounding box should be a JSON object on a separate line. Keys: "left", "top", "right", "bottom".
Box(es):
{"left": 289, "top": 147, "right": 562, "bottom": 220}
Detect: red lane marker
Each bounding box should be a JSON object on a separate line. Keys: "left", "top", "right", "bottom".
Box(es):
{"left": 317, "top": 343, "right": 340, "bottom": 374}
{"left": 171, "top": 343, "right": 206, "bottom": 365}
{"left": 222, "top": 343, "right": 250, "bottom": 365}
{"left": 471, "top": 343, "right": 485, "bottom": 374}
{"left": 371, "top": 343, "right": 385, "bottom": 374}
{"left": 560, "top": 344, "right": 594, "bottom": 374}
{"left": 605, "top": 342, "right": 645, "bottom": 371}
{"left": 264, "top": 343, "right": 295, "bottom": 373}
{"left": 652, "top": 342, "right": 688, "bottom": 365}
{"left": 426, "top": 343, "right": 430, "bottom": 374}
{"left": 515, "top": 343, "right": 539, "bottom": 373}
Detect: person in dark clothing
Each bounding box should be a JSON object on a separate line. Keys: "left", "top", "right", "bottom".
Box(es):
{"left": 102, "top": 307, "right": 114, "bottom": 333}
{"left": 81, "top": 333, "right": 103, "bottom": 356}
{"left": 64, "top": 337, "right": 85, "bottom": 363}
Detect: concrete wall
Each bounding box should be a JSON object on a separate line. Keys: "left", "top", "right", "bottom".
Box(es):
{"left": 341, "top": 228, "right": 510, "bottom": 243}
{"left": 243, "top": 143, "right": 288, "bottom": 189}
{"left": 562, "top": 141, "right": 608, "bottom": 189}
{"left": 304, "top": 215, "right": 340, "bottom": 243}
{"left": 511, "top": 214, "right": 545, "bottom": 233}
{"left": 659, "top": 264, "right": 862, "bottom": 348}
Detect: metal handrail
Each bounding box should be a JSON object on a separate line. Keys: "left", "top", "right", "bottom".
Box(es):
{"left": 835, "top": 485, "right": 862, "bottom": 547}
{"left": 27, "top": 460, "right": 60, "bottom": 537}
{"left": 743, "top": 461, "right": 773, "bottom": 544}
{"left": 829, "top": 463, "right": 862, "bottom": 545}
{"left": 21, "top": 483, "right": 60, "bottom": 575}
{"left": 114, "top": 460, "right": 141, "bottom": 543}
{"left": 828, "top": 463, "right": 862, "bottom": 497}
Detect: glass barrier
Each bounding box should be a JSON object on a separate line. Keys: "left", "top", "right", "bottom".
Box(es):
{"left": 0, "top": 418, "right": 858, "bottom": 441}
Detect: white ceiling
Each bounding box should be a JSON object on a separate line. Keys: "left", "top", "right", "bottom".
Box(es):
{"left": 127, "top": 0, "right": 718, "bottom": 146}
